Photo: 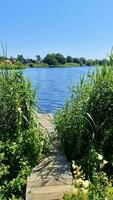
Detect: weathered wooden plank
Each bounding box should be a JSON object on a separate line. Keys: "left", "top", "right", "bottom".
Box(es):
{"left": 26, "top": 114, "right": 72, "bottom": 200}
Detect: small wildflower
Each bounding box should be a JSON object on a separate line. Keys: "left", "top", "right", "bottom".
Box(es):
{"left": 98, "top": 154, "right": 103, "bottom": 161}
{"left": 77, "top": 171, "right": 81, "bottom": 177}
{"left": 83, "top": 180, "right": 89, "bottom": 189}
{"left": 82, "top": 188, "right": 88, "bottom": 194}
{"left": 17, "top": 107, "right": 22, "bottom": 112}
{"left": 72, "top": 187, "right": 78, "bottom": 195}
{"left": 72, "top": 160, "right": 77, "bottom": 170}
{"left": 75, "top": 178, "right": 83, "bottom": 186}
{"left": 103, "top": 160, "right": 108, "bottom": 165}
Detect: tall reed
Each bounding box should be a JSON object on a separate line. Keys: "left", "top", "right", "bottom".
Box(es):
{"left": 55, "top": 56, "right": 113, "bottom": 178}
{"left": 0, "top": 70, "right": 50, "bottom": 199}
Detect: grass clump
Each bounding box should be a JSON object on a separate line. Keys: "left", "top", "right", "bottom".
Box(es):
{"left": 0, "top": 70, "right": 50, "bottom": 199}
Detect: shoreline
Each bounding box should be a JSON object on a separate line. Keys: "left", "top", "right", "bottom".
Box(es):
{"left": 0, "top": 64, "right": 101, "bottom": 70}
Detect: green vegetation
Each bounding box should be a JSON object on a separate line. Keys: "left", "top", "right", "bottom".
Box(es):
{"left": 42, "top": 54, "right": 110, "bottom": 67}
{"left": 25, "top": 62, "right": 49, "bottom": 68}
{"left": 63, "top": 171, "right": 113, "bottom": 200}
{"left": 0, "top": 52, "right": 110, "bottom": 69}
{"left": 43, "top": 53, "right": 66, "bottom": 66}
{"left": 55, "top": 56, "right": 113, "bottom": 199}
{"left": 58, "top": 62, "right": 80, "bottom": 67}
{"left": 0, "top": 70, "right": 50, "bottom": 199}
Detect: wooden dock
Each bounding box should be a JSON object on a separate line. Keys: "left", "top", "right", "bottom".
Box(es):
{"left": 26, "top": 114, "right": 73, "bottom": 200}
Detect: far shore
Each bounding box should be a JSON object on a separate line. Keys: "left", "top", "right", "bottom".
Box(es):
{"left": 0, "top": 63, "right": 101, "bottom": 70}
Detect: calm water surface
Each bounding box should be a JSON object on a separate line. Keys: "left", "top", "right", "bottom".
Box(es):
{"left": 24, "top": 66, "right": 95, "bottom": 114}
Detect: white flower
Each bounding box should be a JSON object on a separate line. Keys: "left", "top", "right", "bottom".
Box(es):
{"left": 98, "top": 154, "right": 103, "bottom": 161}
{"left": 83, "top": 180, "right": 89, "bottom": 188}
{"left": 72, "top": 160, "right": 77, "bottom": 170}
{"left": 75, "top": 178, "right": 83, "bottom": 186}
{"left": 82, "top": 188, "right": 88, "bottom": 195}
{"left": 72, "top": 188, "right": 78, "bottom": 195}
{"left": 103, "top": 160, "right": 108, "bottom": 165}
{"left": 17, "top": 107, "right": 22, "bottom": 112}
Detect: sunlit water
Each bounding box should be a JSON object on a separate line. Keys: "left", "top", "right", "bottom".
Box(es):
{"left": 23, "top": 66, "right": 96, "bottom": 114}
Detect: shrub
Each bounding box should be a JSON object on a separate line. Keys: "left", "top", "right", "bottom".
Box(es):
{"left": 0, "top": 70, "right": 50, "bottom": 199}
{"left": 63, "top": 172, "right": 113, "bottom": 200}
{"left": 0, "top": 62, "right": 24, "bottom": 69}
{"left": 88, "top": 172, "right": 109, "bottom": 200}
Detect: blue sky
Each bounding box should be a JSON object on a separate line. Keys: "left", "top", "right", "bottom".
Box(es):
{"left": 0, "top": 0, "right": 113, "bottom": 59}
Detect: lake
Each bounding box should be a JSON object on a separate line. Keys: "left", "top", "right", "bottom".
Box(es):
{"left": 24, "top": 66, "right": 95, "bottom": 114}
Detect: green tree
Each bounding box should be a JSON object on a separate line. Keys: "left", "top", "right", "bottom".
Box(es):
{"left": 55, "top": 53, "right": 66, "bottom": 64}
{"left": 66, "top": 56, "right": 73, "bottom": 63}
{"left": 86, "top": 59, "right": 94, "bottom": 66}
{"left": 43, "top": 54, "right": 58, "bottom": 66}
{"left": 79, "top": 57, "right": 86, "bottom": 65}
{"left": 73, "top": 57, "right": 80, "bottom": 64}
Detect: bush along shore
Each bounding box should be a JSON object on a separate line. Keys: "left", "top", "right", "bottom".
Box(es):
{"left": 0, "top": 70, "right": 51, "bottom": 199}
{"left": 55, "top": 59, "right": 113, "bottom": 199}
{"left": 0, "top": 52, "right": 111, "bottom": 69}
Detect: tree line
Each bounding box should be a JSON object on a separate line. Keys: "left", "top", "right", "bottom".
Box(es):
{"left": 0, "top": 53, "right": 110, "bottom": 67}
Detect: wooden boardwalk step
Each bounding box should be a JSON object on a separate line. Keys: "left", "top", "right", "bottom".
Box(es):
{"left": 27, "top": 185, "right": 71, "bottom": 200}
{"left": 26, "top": 114, "right": 73, "bottom": 200}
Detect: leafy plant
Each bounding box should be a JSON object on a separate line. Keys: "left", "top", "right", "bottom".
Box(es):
{"left": 63, "top": 172, "right": 113, "bottom": 200}
{"left": 0, "top": 70, "right": 50, "bottom": 199}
